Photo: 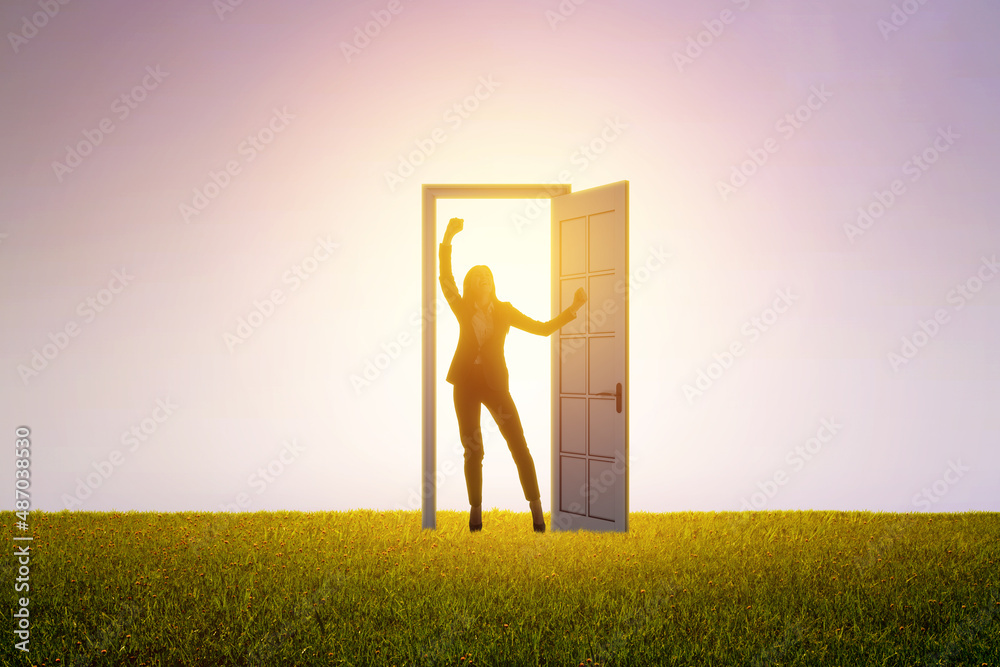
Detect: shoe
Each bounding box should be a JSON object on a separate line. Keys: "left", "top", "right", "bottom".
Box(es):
{"left": 469, "top": 520, "right": 482, "bottom": 532}
{"left": 529, "top": 499, "right": 545, "bottom": 533}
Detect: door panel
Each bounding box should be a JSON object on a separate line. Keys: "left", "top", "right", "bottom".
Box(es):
{"left": 588, "top": 211, "right": 617, "bottom": 272}
{"left": 560, "top": 218, "right": 587, "bottom": 276}
{"left": 587, "top": 274, "right": 616, "bottom": 334}
{"left": 560, "top": 277, "right": 587, "bottom": 335}
{"left": 588, "top": 459, "right": 618, "bottom": 521}
{"left": 551, "top": 181, "right": 629, "bottom": 532}
{"left": 560, "top": 397, "right": 587, "bottom": 455}
{"left": 559, "top": 340, "right": 586, "bottom": 393}
{"left": 560, "top": 456, "right": 587, "bottom": 515}
{"left": 588, "top": 398, "right": 618, "bottom": 458}
{"left": 588, "top": 337, "right": 616, "bottom": 395}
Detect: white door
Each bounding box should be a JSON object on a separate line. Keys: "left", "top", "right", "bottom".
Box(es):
{"left": 551, "top": 181, "right": 628, "bottom": 532}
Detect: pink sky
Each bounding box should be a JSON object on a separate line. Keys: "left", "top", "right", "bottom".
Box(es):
{"left": 2, "top": 0, "right": 998, "bottom": 514}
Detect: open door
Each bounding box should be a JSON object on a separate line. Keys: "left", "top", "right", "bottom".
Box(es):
{"left": 551, "top": 181, "right": 629, "bottom": 532}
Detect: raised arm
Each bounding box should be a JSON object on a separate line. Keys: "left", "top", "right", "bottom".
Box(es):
{"left": 509, "top": 288, "right": 588, "bottom": 336}
{"left": 439, "top": 218, "right": 464, "bottom": 316}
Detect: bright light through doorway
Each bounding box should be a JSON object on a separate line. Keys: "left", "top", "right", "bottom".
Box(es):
{"left": 435, "top": 198, "right": 552, "bottom": 512}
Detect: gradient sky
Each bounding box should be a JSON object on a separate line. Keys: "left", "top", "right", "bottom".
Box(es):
{"left": 2, "top": 0, "right": 998, "bottom": 515}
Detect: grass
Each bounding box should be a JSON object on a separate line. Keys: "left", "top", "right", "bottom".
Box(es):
{"left": 2, "top": 510, "right": 998, "bottom": 666}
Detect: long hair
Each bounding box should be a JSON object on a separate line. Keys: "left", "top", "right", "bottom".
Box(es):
{"left": 462, "top": 265, "right": 500, "bottom": 310}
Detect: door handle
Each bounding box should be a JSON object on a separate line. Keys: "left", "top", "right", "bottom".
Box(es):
{"left": 594, "top": 383, "right": 623, "bottom": 413}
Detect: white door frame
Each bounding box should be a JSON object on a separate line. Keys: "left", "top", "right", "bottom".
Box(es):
{"left": 421, "top": 184, "right": 571, "bottom": 529}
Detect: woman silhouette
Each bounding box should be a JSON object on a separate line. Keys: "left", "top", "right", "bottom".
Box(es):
{"left": 439, "top": 217, "right": 587, "bottom": 532}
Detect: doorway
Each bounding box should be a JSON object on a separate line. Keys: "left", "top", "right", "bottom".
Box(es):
{"left": 421, "top": 182, "right": 629, "bottom": 532}
{"left": 434, "top": 198, "right": 552, "bottom": 514}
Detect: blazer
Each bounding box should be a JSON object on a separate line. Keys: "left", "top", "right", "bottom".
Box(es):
{"left": 439, "top": 242, "right": 577, "bottom": 391}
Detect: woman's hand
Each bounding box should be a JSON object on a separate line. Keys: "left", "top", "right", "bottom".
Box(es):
{"left": 444, "top": 217, "right": 464, "bottom": 243}
{"left": 572, "top": 287, "right": 588, "bottom": 312}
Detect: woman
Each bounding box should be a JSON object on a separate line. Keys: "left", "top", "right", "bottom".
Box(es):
{"left": 439, "top": 217, "right": 587, "bottom": 532}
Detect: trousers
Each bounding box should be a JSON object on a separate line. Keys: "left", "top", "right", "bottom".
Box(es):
{"left": 453, "top": 363, "right": 541, "bottom": 507}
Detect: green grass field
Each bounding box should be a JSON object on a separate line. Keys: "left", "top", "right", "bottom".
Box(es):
{"left": 2, "top": 510, "right": 998, "bottom": 666}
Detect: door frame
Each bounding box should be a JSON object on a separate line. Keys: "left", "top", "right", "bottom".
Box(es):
{"left": 421, "top": 184, "right": 571, "bottom": 529}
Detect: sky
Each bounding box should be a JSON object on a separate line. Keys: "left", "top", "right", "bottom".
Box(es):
{"left": 2, "top": 0, "right": 998, "bottom": 516}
